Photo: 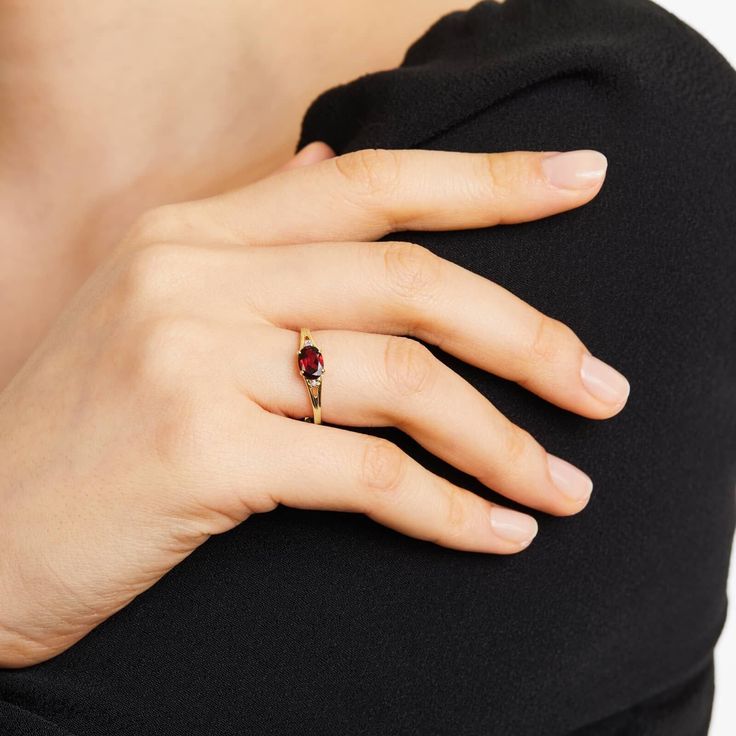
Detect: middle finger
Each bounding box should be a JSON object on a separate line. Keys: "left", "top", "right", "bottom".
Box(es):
{"left": 244, "top": 240, "right": 631, "bottom": 419}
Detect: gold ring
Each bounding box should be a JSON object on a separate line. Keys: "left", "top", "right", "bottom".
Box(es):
{"left": 297, "top": 328, "right": 324, "bottom": 424}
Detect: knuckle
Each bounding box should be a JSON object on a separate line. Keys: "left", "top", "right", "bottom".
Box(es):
{"left": 118, "top": 243, "right": 187, "bottom": 310}
{"left": 526, "top": 313, "right": 570, "bottom": 366}
{"left": 333, "top": 148, "right": 401, "bottom": 198}
{"left": 359, "top": 438, "right": 407, "bottom": 496}
{"left": 483, "top": 153, "right": 512, "bottom": 198}
{"left": 92, "top": 290, "right": 215, "bottom": 475}
{"left": 481, "top": 153, "right": 537, "bottom": 203}
{"left": 381, "top": 241, "right": 442, "bottom": 304}
{"left": 443, "top": 487, "right": 468, "bottom": 541}
{"left": 125, "top": 205, "right": 183, "bottom": 245}
{"left": 383, "top": 336, "right": 436, "bottom": 398}
{"left": 486, "top": 152, "right": 536, "bottom": 192}
{"left": 503, "top": 424, "right": 534, "bottom": 466}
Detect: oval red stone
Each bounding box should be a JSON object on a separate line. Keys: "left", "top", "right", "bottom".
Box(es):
{"left": 298, "top": 345, "right": 324, "bottom": 379}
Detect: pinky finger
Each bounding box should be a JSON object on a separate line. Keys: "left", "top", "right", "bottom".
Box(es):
{"left": 257, "top": 410, "right": 538, "bottom": 554}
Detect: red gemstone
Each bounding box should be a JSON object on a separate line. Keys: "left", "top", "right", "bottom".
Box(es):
{"left": 298, "top": 345, "right": 324, "bottom": 379}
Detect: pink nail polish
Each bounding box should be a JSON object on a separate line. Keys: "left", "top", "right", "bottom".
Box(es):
{"left": 581, "top": 354, "right": 631, "bottom": 406}
{"left": 542, "top": 150, "right": 608, "bottom": 190}
{"left": 547, "top": 454, "right": 593, "bottom": 503}
{"left": 490, "top": 507, "right": 538, "bottom": 546}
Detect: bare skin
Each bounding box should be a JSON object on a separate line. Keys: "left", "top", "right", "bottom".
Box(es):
{"left": 0, "top": 0, "right": 630, "bottom": 667}
{"left": 0, "top": 0, "right": 479, "bottom": 385}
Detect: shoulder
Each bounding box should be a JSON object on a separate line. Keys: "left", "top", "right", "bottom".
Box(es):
{"left": 299, "top": 0, "right": 735, "bottom": 153}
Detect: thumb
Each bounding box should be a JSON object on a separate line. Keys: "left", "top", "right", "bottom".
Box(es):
{"left": 278, "top": 141, "right": 336, "bottom": 172}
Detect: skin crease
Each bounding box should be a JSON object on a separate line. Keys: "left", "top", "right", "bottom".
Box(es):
{"left": 0, "top": 0, "right": 630, "bottom": 668}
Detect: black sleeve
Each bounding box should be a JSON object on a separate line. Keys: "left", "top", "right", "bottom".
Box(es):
{"left": 0, "top": 701, "right": 77, "bottom": 736}
{"left": 300, "top": 0, "right": 736, "bottom": 733}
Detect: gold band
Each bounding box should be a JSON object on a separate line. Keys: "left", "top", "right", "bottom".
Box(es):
{"left": 297, "top": 327, "right": 324, "bottom": 424}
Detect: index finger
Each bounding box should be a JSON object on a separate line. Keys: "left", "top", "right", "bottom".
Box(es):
{"left": 180, "top": 148, "right": 608, "bottom": 246}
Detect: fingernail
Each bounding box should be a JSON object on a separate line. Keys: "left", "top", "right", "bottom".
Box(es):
{"left": 542, "top": 150, "right": 608, "bottom": 190}
{"left": 581, "top": 354, "right": 631, "bottom": 406}
{"left": 295, "top": 141, "right": 334, "bottom": 164}
{"left": 490, "top": 507, "right": 538, "bottom": 546}
{"left": 547, "top": 454, "right": 593, "bottom": 503}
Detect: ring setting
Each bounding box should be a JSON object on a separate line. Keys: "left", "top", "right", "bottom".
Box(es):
{"left": 297, "top": 327, "right": 324, "bottom": 424}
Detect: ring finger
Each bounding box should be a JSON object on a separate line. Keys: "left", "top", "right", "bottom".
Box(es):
{"left": 241, "top": 326, "right": 594, "bottom": 516}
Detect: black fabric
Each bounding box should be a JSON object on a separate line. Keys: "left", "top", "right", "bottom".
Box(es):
{"left": 569, "top": 656, "right": 715, "bottom": 736}
{"left": 1, "top": 0, "right": 735, "bottom": 734}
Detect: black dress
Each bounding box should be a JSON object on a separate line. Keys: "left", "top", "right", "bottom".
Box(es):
{"left": 1, "top": 1, "right": 734, "bottom": 734}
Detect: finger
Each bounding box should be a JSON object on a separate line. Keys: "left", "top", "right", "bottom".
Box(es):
{"left": 189, "top": 148, "right": 608, "bottom": 246}
{"left": 251, "top": 408, "right": 539, "bottom": 554}
{"left": 240, "top": 241, "right": 630, "bottom": 419}
{"left": 275, "top": 141, "right": 336, "bottom": 173}
{"left": 241, "top": 327, "right": 592, "bottom": 516}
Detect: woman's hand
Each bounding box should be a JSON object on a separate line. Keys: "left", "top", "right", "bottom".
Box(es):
{"left": 0, "top": 145, "right": 628, "bottom": 667}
